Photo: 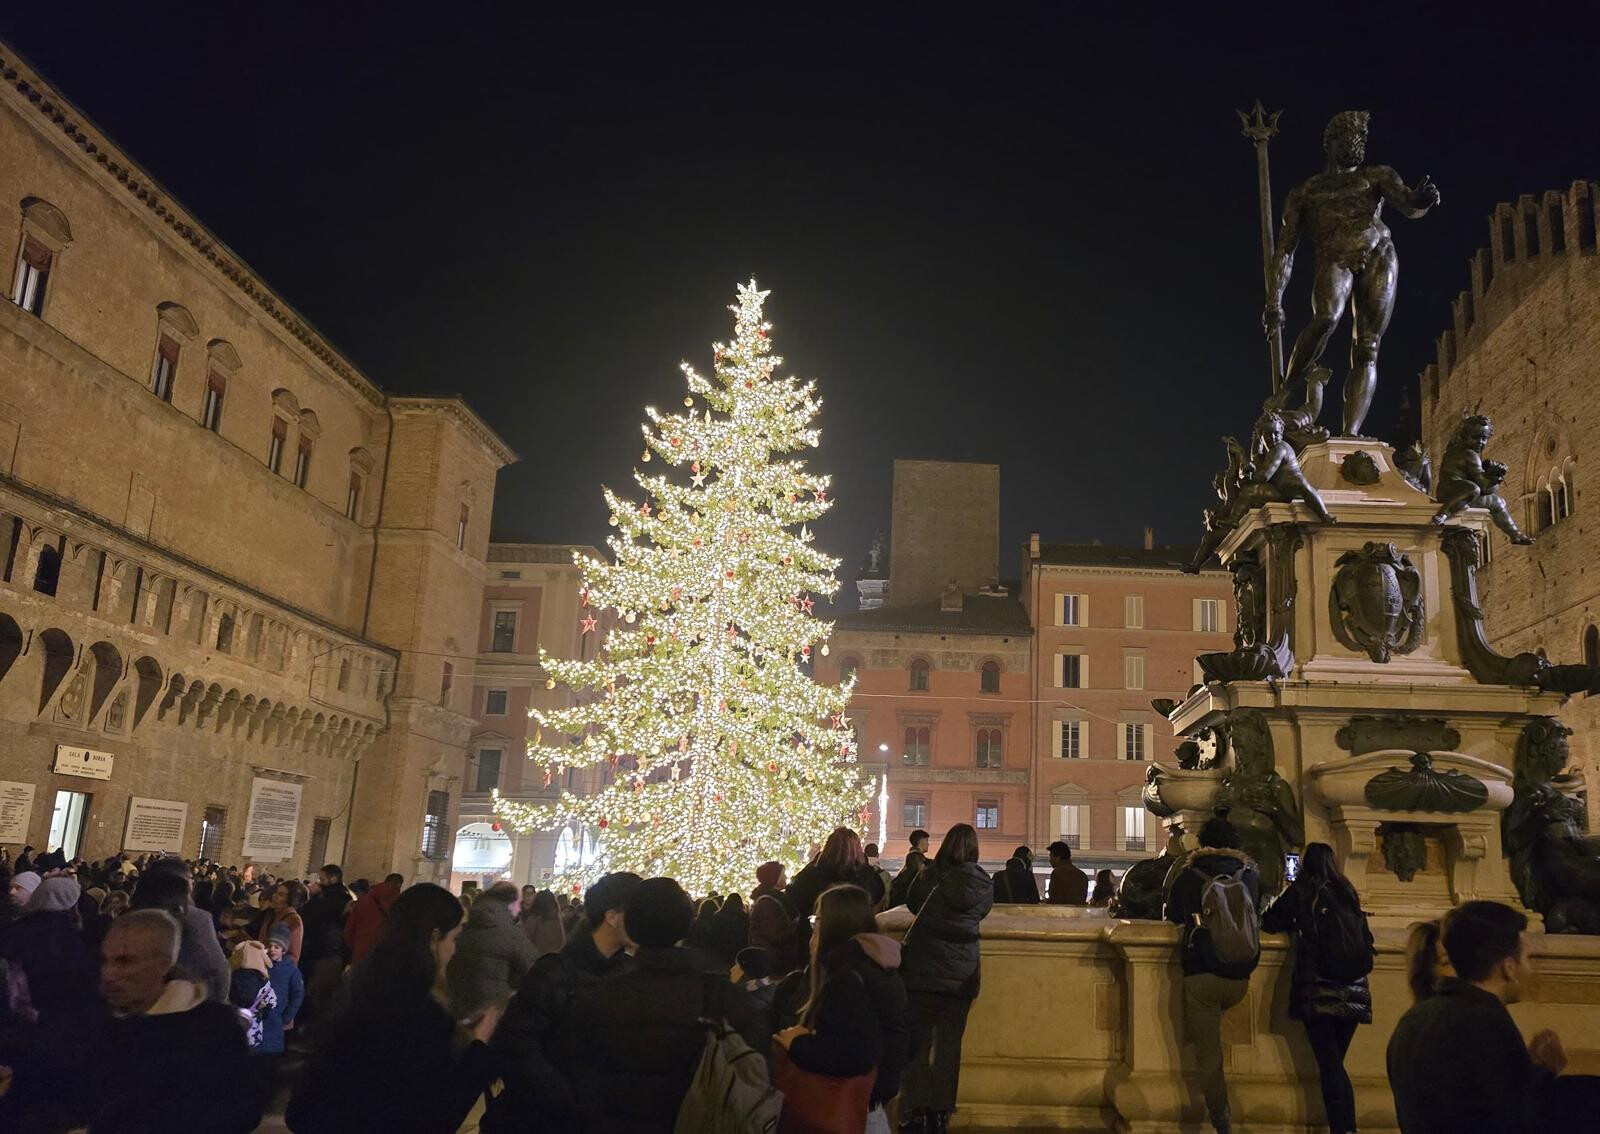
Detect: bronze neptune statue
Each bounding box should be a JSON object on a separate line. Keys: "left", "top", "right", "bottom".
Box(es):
{"left": 1264, "top": 111, "right": 1439, "bottom": 437}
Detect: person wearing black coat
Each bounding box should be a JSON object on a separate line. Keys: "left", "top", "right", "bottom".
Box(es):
{"left": 776, "top": 884, "right": 910, "bottom": 1131}
{"left": 992, "top": 847, "right": 1040, "bottom": 904}
{"left": 1387, "top": 900, "right": 1573, "bottom": 1134}
{"left": 899, "top": 824, "right": 993, "bottom": 1134}
{"left": 287, "top": 885, "right": 498, "bottom": 1134}
{"left": 482, "top": 872, "right": 639, "bottom": 1134}
{"left": 562, "top": 878, "right": 758, "bottom": 1134}
{"left": 785, "top": 827, "right": 886, "bottom": 927}
{"left": 1262, "top": 843, "right": 1371, "bottom": 1134}
{"left": 707, "top": 892, "right": 750, "bottom": 966}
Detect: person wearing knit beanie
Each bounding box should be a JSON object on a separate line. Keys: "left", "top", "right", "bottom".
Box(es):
{"left": 25, "top": 875, "right": 81, "bottom": 913}
{"left": 755, "top": 861, "right": 786, "bottom": 892}
{"left": 9, "top": 870, "right": 41, "bottom": 906}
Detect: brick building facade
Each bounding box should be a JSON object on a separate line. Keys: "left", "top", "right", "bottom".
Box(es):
{"left": 1420, "top": 180, "right": 1600, "bottom": 827}
{"left": 455, "top": 543, "right": 614, "bottom": 889}
{"left": 0, "top": 43, "right": 514, "bottom": 880}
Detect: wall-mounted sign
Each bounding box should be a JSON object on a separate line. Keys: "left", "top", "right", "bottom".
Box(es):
{"left": 124, "top": 797, "right": 188, "bottom": 854}
{"left": 52, "top": 745, "right": 114, "bottom": 781}
{"left": 0, "top": 781, "right": 36, "bottom": 843}
{"left": 242, "top": 777, "right": 302, "bottom": 862}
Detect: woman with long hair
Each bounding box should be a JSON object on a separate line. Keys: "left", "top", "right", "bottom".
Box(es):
{"left": 1262, "top": 842, "right": 1373, "bottom": 1134}
{"left": 286, "top": 884, "right": 499, "bottom": 1133}
{"left": 787, "top": 827, "right": 886, "bottom": 927}
{"left": 898, "top": 824, "right": 993, "bottom": 1134}
{"left": 1088, "top": 869, "right": 1119, "bottom": 908}
{"left": 256, "top": 880, "right": 307, "bottom": 964}
{"left": 775, "top": 884, "right": 909, "bottom": 1134}
{"left": 1403, "top": 919, "right": 1454, "bottom": 1003}
{"left": 518, "top": 888, "right": 566, "bottom": 958}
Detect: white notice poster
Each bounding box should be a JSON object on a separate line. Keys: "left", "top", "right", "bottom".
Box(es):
{"left": 0, "top": 781, "right": 35, "bottom": 843}
{"left": 123, "top": 797, "right": 188, "bottom": 854}
{"left": 242, "top": 778, "right": 303, "bottom": 862}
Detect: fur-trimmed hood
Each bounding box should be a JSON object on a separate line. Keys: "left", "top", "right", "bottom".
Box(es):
{"left": 1181, "top": 846, "right": 1254, "bottom": 871}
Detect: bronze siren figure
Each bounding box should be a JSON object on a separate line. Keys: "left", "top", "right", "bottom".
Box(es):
{"left": 1262, "top": 111, "right": 1439, "bottom": 438}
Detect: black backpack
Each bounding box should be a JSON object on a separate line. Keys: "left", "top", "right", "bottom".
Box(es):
{"left": 1310, "top": 883, "right": 1374, "bottom": 982}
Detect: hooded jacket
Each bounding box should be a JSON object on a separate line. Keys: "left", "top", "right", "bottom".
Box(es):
{"left": 901, "top": 862, "right": 994, "bottom": 999}
{"left": 1164, "top": 846, "right": 1260, "bottom": 978}
{"left": 786, "top": 860, "right": 885, "bottom": 927}
{"left": 993, "top": 857, "right": 1040, "bottom": 904}
{"left": 1262, "top": 877, "right": 1372, "bottom": 1023}
{"left": 342, "top": 878, "right": 401, "bottom": 966}
{"left": 788, "top": 932, "right": 910, "bottom": 1108}
{"left": 447, "top": 894, "right": 538, "bottom": 1017}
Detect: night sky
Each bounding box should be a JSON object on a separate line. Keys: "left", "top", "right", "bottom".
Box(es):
{"left": 4, "top": 5, "right": 1597, "bottom": 597}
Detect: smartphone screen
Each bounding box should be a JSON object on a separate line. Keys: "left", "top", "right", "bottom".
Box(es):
{"left": 1284, "top": 853, "right": 1300, "bottom": 883}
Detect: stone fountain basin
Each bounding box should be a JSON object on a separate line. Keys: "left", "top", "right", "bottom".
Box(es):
{"left": 1146, "top": 764, "right": 1224, "bottom": 812}
{"left": 1307, "top": 748, "right": 1513, "bottom": 812}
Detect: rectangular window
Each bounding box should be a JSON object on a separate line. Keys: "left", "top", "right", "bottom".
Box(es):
{"left": 1120, "top": 722, "right": 1148, "bottom": 761}
{"left": 201, "top": 371, "right": 225, "bottom": 431}
{"left": 1056, "top": 653, "right": 1085, "bottom": 688}
{"left": 484, "top": 689, "right": 508, "bottom": 716}
{"left": 1056, "top": 593, "right": 1084, "bottom": 626}
{"left": 1194, "top": 598, "right": 1222, "bottom": 634}
{"left": 1052, "top": 720, "right": 1084, "bottom": 759}
{"left": 198, "top": 805, "right": 226, "bottom": 861}
{"left": 1121, "top": 806, "right": 1147, "bottom": 853}
{"left": 902, "top": 725, "right": 931, "bottom": 766}
{"left": 267, "top": 419, "right": 286, "bottom": 474}
{"left": 12, "top": 236, "right": 51, "bottom": 315}
{"left": 1054, "top": 804, "right": 1082, "bottom": 850}
{"left": 1125, "top": 594, "right": 1144, "bottom": 629}
{"left": 975, "top": 727, "right": 1002, "bottom": 768}
{"left": 909, "top": 660, "right": 929, "bottom": 691}
{"left": 492, "top": 610, "right": 519, "bottom": 652}
{"left": 902, "top": 798, "right": 927, "bottom": 829}
{"left": 457, "top": 505, "right": 470, "bottom": 550}
{"left": 1124, "top": 653, "right": 1145, "bottom": 690}
{"left": 151, "top": 335, "right": 179, "bottom": 401}
{"left": 305, "top": 817, "right": 332, "bottom": 876}
{"left": 421, "top": 790, "right": 450, "bottom": 860}
{"left": 294, "top": 438, "right": 313, "bottom": 488}
{"left": 976, "top": 799, "right": 1000, "bottom": 830}
{"left": 475, "top": 748, "right": 503, "bottom": 793}
{"left": 440, "top": 661, "right": 453, "bottom": 707}
{"left": 345, "top": 471, "right": 362, "bottom": 520}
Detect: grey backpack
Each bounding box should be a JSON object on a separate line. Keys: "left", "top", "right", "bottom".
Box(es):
{"left": 1194, "top": 869, "right": 1260, "bottom": 975}
{"left": 674, "top": 1022, "right": 783, "bottom": 1134}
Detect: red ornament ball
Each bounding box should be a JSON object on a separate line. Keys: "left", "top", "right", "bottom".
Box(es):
{"left": 768, "top": 761, "right": 779, "bottom": 773}
{"left": 598, "top": 817, "right": 610, "bottom": 829}
{"left": 490, "top": 822, "right": 501, "bottom": 832}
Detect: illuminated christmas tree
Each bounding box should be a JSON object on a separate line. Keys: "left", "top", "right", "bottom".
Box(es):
{"left": 494, "top": 280, "right": 869, "bottom": 896}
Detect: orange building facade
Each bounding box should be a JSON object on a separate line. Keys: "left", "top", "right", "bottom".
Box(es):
{"left": 1022, "top": 537, "right": 1233, "bottom": 870}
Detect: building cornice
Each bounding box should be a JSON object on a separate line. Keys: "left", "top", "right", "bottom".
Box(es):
{"left": 389, "top": 397, "right": 519, "bottom": 466}
{"left": 0, "top": 42, "right": 388, "bottom": 407}
{"left": 1035, "top": 564, "right": 1228, "bottom": 581}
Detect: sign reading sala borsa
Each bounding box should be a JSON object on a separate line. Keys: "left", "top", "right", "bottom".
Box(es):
{"left": 53, "top": 744, "right": 115, "bottom": 781}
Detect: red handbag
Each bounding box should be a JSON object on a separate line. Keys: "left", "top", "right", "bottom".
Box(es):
{"left": 771, "top": 1042, "right": 876, "bottom": 1134}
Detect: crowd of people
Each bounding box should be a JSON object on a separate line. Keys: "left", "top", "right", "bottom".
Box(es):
{"left": 0, "top": 820, "right": 1592, "bottom": 1133}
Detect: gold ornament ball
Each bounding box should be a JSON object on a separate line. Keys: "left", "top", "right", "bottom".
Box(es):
{"left": 641, "top": 449, "right": 651, "bottom": 462}
{"left": 608, "top": 514, "right": 619, "bottom": 526}
{"left": 683, "top": 396, "right": 694, "bottom": 407}
{"left": 820, "top": 644, "right": 830, "bottom": 656}
{"left": 545, "top": 678, "right": 556, "bottom": 690}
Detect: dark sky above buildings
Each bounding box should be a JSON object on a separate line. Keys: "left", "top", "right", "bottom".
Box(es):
{"left": 4, "top": 5, "right": 1597, "bottom": 593}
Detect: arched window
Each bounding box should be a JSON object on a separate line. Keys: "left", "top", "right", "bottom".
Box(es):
{"left": 12, "top": 197, "right": 72, "bottom": 317}
{"left": 215, "top": 613, "right": 235, "bottom": 652}
{"left": 903, "top": 726, "right": 931, "bottom": 766}
{"left": 980, "top": 660, "right": 1000, "bottom": 694}
{"left": 975, "top": 727, "right": 1002, "bottom": 768}
{"left": 838, "top": 657, "right": 860, "bottom": 686}
{"left": 32, "top": 539, "right": 62, "bottom": 596}
{"left": 909, "top": 658, "right": 930, "bottom": 692}
{"left": 294, "top": 409, "right": 320, "bottom": 490}
{"left": 1536, "top": 482, "right": 1554, "bottom": 532}
{"left": 337, "top": 658, "right": 351, "bottom": 692}
{"left": 1584, "top": 625, "right": 1599, "bottom": 668}
{"left": 202, "top": 339, "right": 238, "bottom": 432}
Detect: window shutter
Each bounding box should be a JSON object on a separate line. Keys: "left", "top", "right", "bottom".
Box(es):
{"left": 1052, "top": 721, "right": 1063, "bottom": 759}
{"left": 207, "top": 369, "right": 226, "bottom": 393}
{"left": 1117, "top": 722, "right": 1127, "bottom": 758}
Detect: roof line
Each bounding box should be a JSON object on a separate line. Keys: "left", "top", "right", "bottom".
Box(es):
{"left": 0, "top": 40, "right": 388, "bottom": 407}
{"left": 389, "top": 396, "right": 519, "bottom": 466}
